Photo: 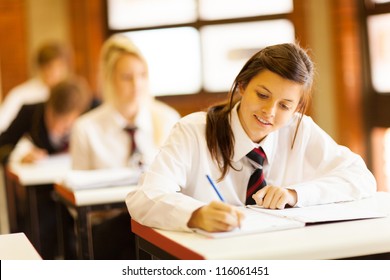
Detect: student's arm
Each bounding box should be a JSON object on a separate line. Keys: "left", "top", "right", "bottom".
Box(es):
{"left": 283, "top": 116, "right": 376, "bottom": 207}
{"left": 0, "top": 106, "right": 32, "bottom": 164}
{"left": 70, "top": 119, "right": 91, "bottom": 170}
{"left": 150, "top": 100, "right": 181, "bottom": 146}
{"left": 0, "top": 89, "right": 24, "bottom": 133}
{"left": 20, "top": 146, "right": 48, "bottom": 163}
{"left": 127, "top": 113, "right": 237, "bottom": 232}
{"left": 188, "top": 201, "right": 244, "bottom": 232}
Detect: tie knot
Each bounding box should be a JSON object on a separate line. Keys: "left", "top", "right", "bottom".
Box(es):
{"left": 124, "top": 126, "right": 137, "bottom": 137}
{"left": 246, "top": 147, "right": 266, "bottom": 166}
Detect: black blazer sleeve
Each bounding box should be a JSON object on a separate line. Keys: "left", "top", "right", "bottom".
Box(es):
{"left": 0, "top": 104, "right": 42, "bottom": 164}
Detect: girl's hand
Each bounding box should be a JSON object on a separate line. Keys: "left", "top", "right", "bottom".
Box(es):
{"left": 187, "top": 201, "right": 245, "bottom": 232}
{"left": 252, "top": 185, "right": 297, "bottom": 209}
{"left": 21, "top": 147, "right": 48, "bottom": 163}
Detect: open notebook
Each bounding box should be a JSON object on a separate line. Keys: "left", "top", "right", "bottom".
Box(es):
{"left": 194, "top": 199, "right": 387, "bottom": 238}
{"left": 60, "top": 168, "right": 141, "bottom": 190}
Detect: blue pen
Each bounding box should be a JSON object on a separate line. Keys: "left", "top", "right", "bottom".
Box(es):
{"left": 206, "top": 174, "right": 225, "bottom": 202}
{"left": 206, "top": 174, "right": 241, "bottom": 229}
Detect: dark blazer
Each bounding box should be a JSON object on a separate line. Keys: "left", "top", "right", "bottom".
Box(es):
{"left": 0, "top": 103, "right": 68, "bottom": 164}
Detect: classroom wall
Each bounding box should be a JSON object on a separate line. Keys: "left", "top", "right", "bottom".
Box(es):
{"left": 0, "top": 0, "right": 28, "bottom": 98}
{"left": 305, "top": 0, "right": 338, "bottom": 140}
{"left": 25, "top": 0, "right": 70, "bottom": 75}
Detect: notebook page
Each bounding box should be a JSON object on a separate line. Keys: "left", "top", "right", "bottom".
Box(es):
{"left": 248, "top": 202, "right": 387, "bottom": 224}
{"left": 62, "top": 168, "right": 141, "bottom": 190}
{"left": 193, "top": 207, "right": 304, "bottom": 238}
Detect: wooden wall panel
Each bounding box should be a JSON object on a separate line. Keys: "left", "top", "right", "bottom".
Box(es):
{"left": 0, "top": 0, "right": 28, "bottom": 100}
{"left": 68, "top": 0, "right": 106, "bottom": 98}
{"left": 330, "top": 0, "right": 366, "bottom": 158}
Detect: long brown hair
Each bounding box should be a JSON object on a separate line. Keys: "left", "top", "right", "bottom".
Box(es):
{"left": 206, "top": 43, "right": 314, "bottom": 181}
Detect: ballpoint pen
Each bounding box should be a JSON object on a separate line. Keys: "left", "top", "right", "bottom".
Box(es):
{"left": 206, "top": 174, "right": 241, "bottom": 229}
{"left": 206, "top": 174, "right": 225, "bottom": 202}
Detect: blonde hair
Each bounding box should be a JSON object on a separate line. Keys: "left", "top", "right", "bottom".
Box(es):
{"left": 99, "top": 35, "right": 148, "bottom": 103}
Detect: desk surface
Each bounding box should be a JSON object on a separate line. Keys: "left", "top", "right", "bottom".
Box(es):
{"left": 8, "top": 154, "right": 71, "bottom": 186}
{"left": 55, "top": 183, "right": 137, "bottom": 206}
{"left": 0, "top": 233, "right": 42, "bottom": 260}
{"left": 132, "top": 192, "right": 390, "bottom": 260}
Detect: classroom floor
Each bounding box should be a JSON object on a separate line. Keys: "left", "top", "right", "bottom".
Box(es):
{"left": 0, "top": 168, "right": 10, "bottom": 234}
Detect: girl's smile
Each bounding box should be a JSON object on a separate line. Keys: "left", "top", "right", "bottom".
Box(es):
{"left": 238, "top": 70, "right": 303, "bottom": 143}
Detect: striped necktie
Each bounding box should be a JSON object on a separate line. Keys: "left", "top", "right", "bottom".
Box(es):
{"left": 246, "top": 147, "right": 267, "bottom": 205}
{"left": 124, "top": 126, "right": 137, "bottom": 156}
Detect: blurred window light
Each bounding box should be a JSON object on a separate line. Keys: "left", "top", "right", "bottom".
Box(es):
{"left": 372, "top": 0, "right": 390, "bottom": 3}
{"left": 107, "top": 0, "right": 197, "bottom": 29}
{"left": 122, "top": 27, "right": 202, "bottom": 96}
{"left": 107, "top": 0, "right": 295, "bottom": 96}
{"left": 201, "top": 20, "right": 295, "bottom": 92}
{"left": 384, "top": 129, "right": 390, "bottom": 190}
{"left": 198, "top": 0, "right": 293, "bottom": 20}
{"left": 367, "top": 14, "right": 390, "bottom": 93}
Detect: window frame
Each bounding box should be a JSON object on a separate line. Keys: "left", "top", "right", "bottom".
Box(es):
{"left": 359, "top": 0, "right": 390, "bottom": 191}
{"left": 360, "top": 0, "right": 390, "bottom": 127}
{"left": 104, "top": 0, "right": 307, "bottom": 116}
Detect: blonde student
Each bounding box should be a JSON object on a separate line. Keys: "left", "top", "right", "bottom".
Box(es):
{"left": 126, "top": 43, "right": 376, "bottom": 233}
{"left": 70, "top": 34, "right": 180, "bottom": 170}
{"left": 69, "top": 34, "right": 180, "bottom": 259}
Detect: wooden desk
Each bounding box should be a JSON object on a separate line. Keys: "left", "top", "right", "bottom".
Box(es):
{"left": 132, "top": 192, "right": 390, "bottom": 260}
{"left": 4, "top": 154, "right": 71, "bottom": 259}
{"left": 0, "top": 232, "right": 42, "bottom": 260}
{"left": 54, "top": 183, "right": 137, "bottom": 259}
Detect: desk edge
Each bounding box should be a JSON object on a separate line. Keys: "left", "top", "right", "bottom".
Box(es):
{"left": 131, "top": 219, "right": 205, "bottom": 260}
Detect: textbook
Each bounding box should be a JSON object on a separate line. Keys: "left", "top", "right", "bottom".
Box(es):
{"left": 194, "top": 199, "right": 387, "bottom": 238}
{"left": 60, "top": 168, "right": 141, "bottom": 190}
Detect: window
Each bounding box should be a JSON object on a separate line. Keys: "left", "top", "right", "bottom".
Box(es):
{"left": 367, "top": 14, "right": 390, "bottom": 93}
{"left": 360, "top": 0, "right": 390, "bottom": 191}
{"left": 201, "top": 20, "right": 295, "bottom": 92}
{"left": 198, "top": 0, "right": 293, "bottom": 20}
{"left": 123, "top": 27, "right": 202, "bottom": 96}
{"left": 107, "top": 0, "right": 197, "bottom": 29}
{"left": 106, "top": 0, "right": 296, "bottom": 97}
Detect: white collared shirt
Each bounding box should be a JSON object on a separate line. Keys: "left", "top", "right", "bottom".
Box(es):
{"left": 126, "top": 103, "right": 376, "bottom": 232}
{"left": 70, "top": 100, "right": 180, "bottom": 170}
{"left": 0, "top": 78, "right": 48, "bottom": 132}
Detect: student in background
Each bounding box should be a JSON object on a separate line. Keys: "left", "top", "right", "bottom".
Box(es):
{"left": 126, "top": 43, "right": 376, "bottom": 233}
{"left": 69, "top": 34, "right": 180, "bottom": 259}
{"left": 0, "top": 41, "right": 72, "bottom": 132}
{"left": 70, "top": 35, "right": 180, "bottom": 170}
{"left": 0, "top": 78, "right": 90, "bottom": 164}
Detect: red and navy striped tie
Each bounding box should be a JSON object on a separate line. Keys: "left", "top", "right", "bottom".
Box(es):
{"left": 246, "top": 147, "right": 267, "bottom": 205}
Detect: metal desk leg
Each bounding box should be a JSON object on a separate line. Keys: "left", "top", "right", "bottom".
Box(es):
{"left": 75, "top": 206, "right": 94, "bottom": 259}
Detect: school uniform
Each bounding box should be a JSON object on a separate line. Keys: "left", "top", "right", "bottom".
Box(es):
{"left": 69, "top": 99, "right": 179, "bottom": 259}
{"left": 0, "top": 102, "right": 70, "bottom": 259}
{"left": 0, "top": 78, "right": 49, "bottom": 133}
{"left": 126, "top": 102, "right": 377, "bottom": 232}
{"left": 0, "top": 103, "right": 68, "bottom": 164}
{"left": 70, "top": 100, "right": 180, "bottom": 170}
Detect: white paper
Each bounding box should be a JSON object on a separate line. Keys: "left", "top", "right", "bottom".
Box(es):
{"left": 193, "top": 207, "right": 304, "bottom": 238}
{"left": 248, "top": 201, "right": 387, "bottom": 224}
{"left": 193, "top": 199, "right": 387, "bottom": 238}
{"left": 61, "top": 168, "right": 141, "bottom": 190}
